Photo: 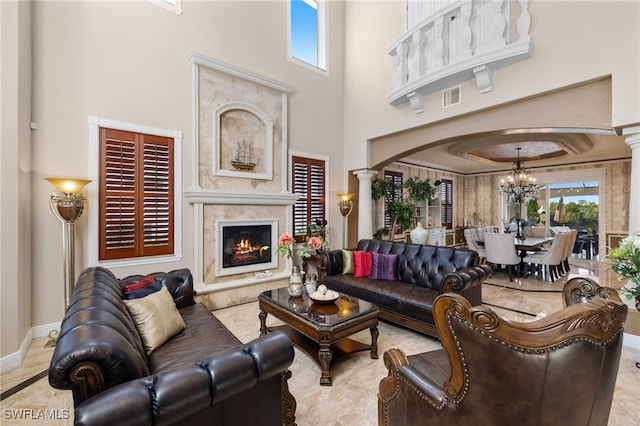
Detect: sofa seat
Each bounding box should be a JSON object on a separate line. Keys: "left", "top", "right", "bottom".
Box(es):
{"left": 321, "top": 239, "right": 492, "bottom": 338}
{"left": 148, "top": 303, "right": 241, "bottom": 374}
{"left": 324, "top": 275, "right": 438, "bottom": 325}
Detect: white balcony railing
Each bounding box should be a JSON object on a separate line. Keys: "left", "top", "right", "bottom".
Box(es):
{"left": 388, "top": 0, "right": 532, "bottom": 113}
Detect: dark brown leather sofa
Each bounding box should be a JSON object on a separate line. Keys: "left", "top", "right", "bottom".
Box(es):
{"left": 378, "top": 292, "right": 628, "bottom": 426}
{"left": 48, "top": 267, "right": 297, "bottom": 426}
{"left": 320, "top": 239, "right": 492, "bottom": 338}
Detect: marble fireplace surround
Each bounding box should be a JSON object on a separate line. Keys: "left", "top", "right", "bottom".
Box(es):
{"left": 185, "top": 51, "right": 297, "bottom": 301}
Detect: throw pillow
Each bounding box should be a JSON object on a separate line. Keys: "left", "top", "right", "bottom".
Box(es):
{"left": 124, "top": 279, "right": 163, "bottom": 300}
{"left": 124, "top": 286, "right": 186, "bottom": 355}
{"left": 341, "top": 250, "right": 354, "bottom": 275}
{"left": 370, "top": 252, "right": 399, "bottom": 280}
{"left": 353, "top": 251, "right": 373, "bottom": 278}
{"left": 123, "top": 274, "right": 157, "bottom": 293}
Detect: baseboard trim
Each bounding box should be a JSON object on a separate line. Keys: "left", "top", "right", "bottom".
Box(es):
{"left": 0, "top": 321, "right": 60, "bottom": 374}
{"left": 623, "top": 332, "right": 640, "bottom": 350}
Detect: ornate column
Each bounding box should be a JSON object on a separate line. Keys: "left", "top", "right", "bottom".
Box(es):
{"left": 353, "top": 169, "right": 378, "bottom": 242}
{"left": 623, "top": 126, "right": 640, "bottom": 235}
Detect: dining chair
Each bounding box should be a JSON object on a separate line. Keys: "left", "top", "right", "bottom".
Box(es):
{"left": 560, "top": 230, "right": 578, "bottom": 275}
{"left": 523, "top": 232, "right": 568, "bottom": 281}
{"left": 523, "top": 226, "right": 547, "bottom": 238}
{"left": 484, "top": 233, "right": 520, "bottom": 281}
{"left": 464, "top": 228, "right": 486, "bottom": 263}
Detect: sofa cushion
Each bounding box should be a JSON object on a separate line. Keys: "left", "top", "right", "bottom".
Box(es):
{"left": 124, "top": 279, "right": 162, "bottom": 299}
{"left": 323, "top": 274, "right": 437, "bottom": 324}
{"left": 124, "top": 274, "right": 157, "bottom": 293}
{"left": 370, "top": 252, "right": 398, "bottom": 280}
{"left": 124, "top": 286, "right": 186, "bottom": 355}
{"left": 341, "top": 250, "right": 354, "bottom": 275}
{"left": 148, "top": 304, "right": 242, "bottom": 374}
{"left": 353, "top": 251, "right": 373, "bottom": 277}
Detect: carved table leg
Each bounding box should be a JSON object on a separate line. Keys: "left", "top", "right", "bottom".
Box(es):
{"left": 370, "top": 325, "right": 379, "bottom": 359}
{"left": 259, "top": 310, "right": 268, "bottom": 336}
{"left": 318, "top": 333, "right": 333, "bottom": 386}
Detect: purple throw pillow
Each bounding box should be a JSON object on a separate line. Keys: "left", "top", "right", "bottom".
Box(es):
{"left": 369, "top": 252, "right": 399, "bottom": 280}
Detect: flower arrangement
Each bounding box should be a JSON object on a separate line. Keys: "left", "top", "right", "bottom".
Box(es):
{"left": 274, "top": 233, "right": 325, "bottom": 260}
{"left": 607, "top": 233, "right": 640, "bottom": 300}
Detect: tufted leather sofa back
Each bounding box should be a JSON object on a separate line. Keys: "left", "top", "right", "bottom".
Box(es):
{"left": 355, "top": 239, "right": 477, "bottom": 291}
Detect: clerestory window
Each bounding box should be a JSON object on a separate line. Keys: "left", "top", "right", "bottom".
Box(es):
{"left": 289, "top": 0, "right": 328, "bottom": 74}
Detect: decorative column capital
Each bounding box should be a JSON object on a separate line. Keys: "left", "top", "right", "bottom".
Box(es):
{"left": 623, "top": 125, "right": 640, "bottom": 149}
{"left": 353, "top": 169, "right": 378, "bottom": 181}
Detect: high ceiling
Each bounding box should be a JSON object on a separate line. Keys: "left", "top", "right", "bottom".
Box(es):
{"left": 398, "top": 131, "right": 631, "bottom": 175}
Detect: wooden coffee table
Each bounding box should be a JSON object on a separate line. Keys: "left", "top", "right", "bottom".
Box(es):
{"left": 258, "top": 287, "right": 379, "bottom": 386}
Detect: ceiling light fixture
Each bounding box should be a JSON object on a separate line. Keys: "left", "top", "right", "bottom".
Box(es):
{"left": 500, "top": 147, "right": 538, "bottom": 204}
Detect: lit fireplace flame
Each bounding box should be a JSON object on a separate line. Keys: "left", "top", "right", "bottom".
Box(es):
{"left": 235, "top": 238, "right": 263, "bottom": 253}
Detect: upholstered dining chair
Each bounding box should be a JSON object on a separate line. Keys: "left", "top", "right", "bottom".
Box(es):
{"left": 560, "top": 230, "right": 578, "bottom": 275}
{"left": 463, "top": 228, "right": 486, "bottom": 263}
{"left": 523, "top": 226, "right": 547, "bottom": 238}
{"left": 484, "top": 233, "right": 520, "bottom": 281}
{"left": 378, "top": 292, "right": 628, "bottom": 426}
{"left": 522, "top": 231, "right": 569, "bottom": 281}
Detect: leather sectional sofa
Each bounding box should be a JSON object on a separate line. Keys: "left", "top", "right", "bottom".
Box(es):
{"left": 48, "top": 267, "right": 297, "bottom": 426}
{"left": 320, "top": 239, "right": 492, "bottom": 338}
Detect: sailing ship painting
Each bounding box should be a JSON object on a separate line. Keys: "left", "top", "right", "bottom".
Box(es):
{"left": 231, "top": 141, "right": 256, "bottom": 171}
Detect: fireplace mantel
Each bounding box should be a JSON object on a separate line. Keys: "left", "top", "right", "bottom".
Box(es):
{"left": 185, "top": 188, "right": 298, "bottom": 206}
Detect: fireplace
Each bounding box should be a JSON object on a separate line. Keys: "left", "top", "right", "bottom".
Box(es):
{"left": 216, "top": 219, "right": 278, "bottom": 277}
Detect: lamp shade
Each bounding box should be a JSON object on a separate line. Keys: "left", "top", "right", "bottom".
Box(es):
{"left": 337, "top": 193, "right": 354, "bottom": 203}
{"left": 45, "top": 177, "right": 92, "bottom": 194}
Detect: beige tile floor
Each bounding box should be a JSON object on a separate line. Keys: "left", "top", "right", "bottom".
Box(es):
{"left": 1, "top": 258, "right": 639, "bottom": 425}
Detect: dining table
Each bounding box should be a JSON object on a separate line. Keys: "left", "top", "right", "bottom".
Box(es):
{"left": 514, "top": 236, "right": 554, "bottom": 253}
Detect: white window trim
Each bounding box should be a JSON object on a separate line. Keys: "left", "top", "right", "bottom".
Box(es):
{"left": 287, "top": 0, "right": 329, "bottom": 76}
{"left": 147, "top": 0, "right": 183, "bottom": 15}
{"left": 87, "top": 116, "right": 183, "bottom": 268}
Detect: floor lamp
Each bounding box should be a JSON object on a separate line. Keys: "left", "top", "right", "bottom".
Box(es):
{"left": 45, "top": 177, "right": 91, "bottom": 311}
{"left": 338, "top": 193, "right": 354, "bottom": 249}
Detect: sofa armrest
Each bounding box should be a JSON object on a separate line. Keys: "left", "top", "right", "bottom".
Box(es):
{"left": 321, "top": 250, "right": 344, "bottom": 276}
{"left": 441, "top": 264, "right": 492, "bottom": 293}
{"left": 73, "top": 331, "right": 295, "bottom": 426}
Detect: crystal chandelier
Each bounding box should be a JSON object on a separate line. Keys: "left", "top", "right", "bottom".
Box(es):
{"left": 500, "top": 148, "right": 538, "bottom": 204}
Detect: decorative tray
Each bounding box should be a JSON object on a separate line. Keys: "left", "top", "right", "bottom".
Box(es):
{"left": 308, "top": 290, "right": 340, "bottom": 305}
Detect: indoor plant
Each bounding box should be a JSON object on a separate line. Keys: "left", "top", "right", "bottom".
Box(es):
{"left": 372, "top": 176, "right": 441, "bottom": 240}
{"left": 607, "top": 233, "right": 640, "bottom": 309}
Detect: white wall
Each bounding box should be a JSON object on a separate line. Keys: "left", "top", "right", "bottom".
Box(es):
{"left": 18, "top": 0, "right": 345, "bottom": 348}
{"left": 342, "top": 0, "right": 640, "bottom": 172}
{"left": 1, "top": 0, "right": 32, "bottom": 366}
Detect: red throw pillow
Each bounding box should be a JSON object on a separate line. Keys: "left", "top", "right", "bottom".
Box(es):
{"left": 353, "top": 251, "right": 373, "bottom": 278}
{"left": 124, "top": 274, "right": 157, "bottom": 293}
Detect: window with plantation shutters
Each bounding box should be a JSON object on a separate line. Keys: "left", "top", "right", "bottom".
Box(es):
{"left": 292, "top": 156, "right": 325, "bottom": 243}
{"left": 383, "top": 170, "right": 403, "bottom": 232}
{"left": 441, "top": 178, "right": 453, "bottom": 230}
{"left": 99, "top": 128, "right": 174, "bottom": 260}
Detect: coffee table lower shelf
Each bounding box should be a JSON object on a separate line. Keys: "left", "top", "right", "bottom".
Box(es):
{"left": 266, "top": 324, "right": 378, "bottom": 385}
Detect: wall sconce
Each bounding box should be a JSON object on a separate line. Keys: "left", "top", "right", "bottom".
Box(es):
{"left": 45, "top": 177, "right": 91, "bottom": 310}
{"left": 337, "top": 193, "right": 354, "bottom": 248}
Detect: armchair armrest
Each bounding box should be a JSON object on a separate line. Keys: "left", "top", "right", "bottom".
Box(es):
{"left": 74, "top": 331, "right": 295, "bottom": 426}
{"left": 378, "top": 349, "right": 447, "bottom": 425}
{"left": 441, "top": 264, "right": 492, "bottom": 292}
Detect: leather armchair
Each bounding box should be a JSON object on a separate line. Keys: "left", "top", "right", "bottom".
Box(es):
{"left": 378, "top": 292, "right": 627, "bottom": 426}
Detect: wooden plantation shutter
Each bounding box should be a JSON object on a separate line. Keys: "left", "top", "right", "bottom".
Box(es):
{"left": 99, "top": 128, "right": 174, "bottom": 260}
{"left": 441, "top": 178, "right": 453, "bottom": 230}
{"left": 292, "top": 156, "right": 325, "bottom": 243}
{"left": 383, "top": 170, "right": 403, "bottom": 231}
